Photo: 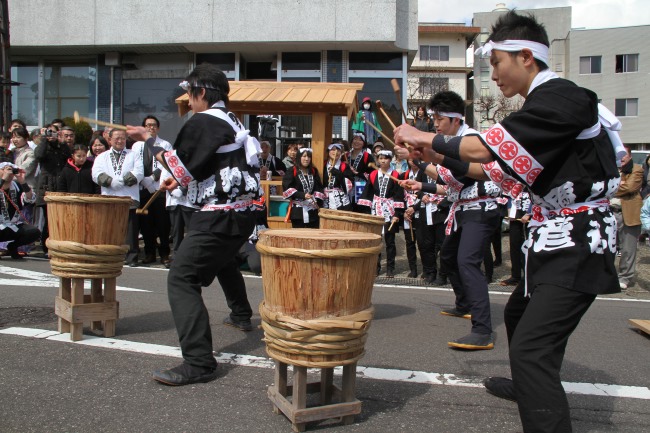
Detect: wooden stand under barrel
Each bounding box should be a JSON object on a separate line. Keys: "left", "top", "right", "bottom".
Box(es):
{"left": 44, "top": 192, "right": 131, "bottom": 341}
{"left": 257, "top": 229, "right": 382, "bottom": 432}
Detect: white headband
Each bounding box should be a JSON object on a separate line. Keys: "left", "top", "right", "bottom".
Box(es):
{"left": 435, "top": 111, "right": 464, "bottom": 119}
{"left": 328, "top": 143, "right": 342, "bottom": 150}
{"left": 378, "top": 150, "right": 393, "bottom": 158}
{"left": 475, "top": 39, "right": 549, "bottom": 66}
{"left": 299, "top": 147, "right": 312, "bottom": 154}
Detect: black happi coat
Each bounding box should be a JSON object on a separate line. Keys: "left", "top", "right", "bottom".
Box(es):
{"left": 479, "top": 78, "right": 620, "bottom": 295}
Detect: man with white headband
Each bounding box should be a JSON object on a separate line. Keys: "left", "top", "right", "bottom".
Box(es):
{"left": 127, "top": 63, "right": 261, "bottom": 387}
{"left": 394, "top": 10, "right": 620, "bottom": 433}
{"left": 402, "top": 91, "right": 502, "bottom": 350}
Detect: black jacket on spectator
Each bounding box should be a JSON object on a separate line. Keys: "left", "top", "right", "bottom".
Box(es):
{"left": 56, "top": 159, "right": 100, "bottom": 194}
{"left": 34, "top": 140, "right": 71, "bottom": 206}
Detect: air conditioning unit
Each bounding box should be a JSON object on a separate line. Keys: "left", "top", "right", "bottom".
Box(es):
{"left": 105, "top": 52, "right": 120, "bottom": 66}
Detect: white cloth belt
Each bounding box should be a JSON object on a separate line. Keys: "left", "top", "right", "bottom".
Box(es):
{"left": 201, "top": 199, "right": 253, "bottom": 212}
{"left": 576, "top": 103, "right": 626, "bottom": 165}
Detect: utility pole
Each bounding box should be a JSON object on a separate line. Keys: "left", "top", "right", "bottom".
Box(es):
{"left": 0, "top": 0, "right": 10, "bottom": 130}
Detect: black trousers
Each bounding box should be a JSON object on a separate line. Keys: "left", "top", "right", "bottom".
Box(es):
{"left": 139, "top": 190, "right": 171, "bottom": 259}
{"left": 505, "top": 282, "right": 595, "bottom": 433}
{"left": 416, "top": 219, "right": 445, "bottom": 278}
{"left": 125, "top": 209, "right": 139, "bottom": 265}
{"left": 169, "top": 205, "right": 195, "bottom": 254}
{"left": 167, "top": 230, "right": 252, "bottom": 369}
{"left": 382, "top": 221, "right": 398, "bottom": 272}
{"left": 440, "top": 215, "right": 497, "bottom": 335}
{"left": 509, "top": 220, "right": 527, "bottom": 281}
{"left": 0, "top": 224, "right": 41, "bottom": 252}
{"left": 403, "top": 224, "right": 418, "bottom": 272}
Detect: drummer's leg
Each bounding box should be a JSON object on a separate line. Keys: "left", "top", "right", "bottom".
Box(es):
{"left": 167, "top": 230, "right": 222, "bottom": 369}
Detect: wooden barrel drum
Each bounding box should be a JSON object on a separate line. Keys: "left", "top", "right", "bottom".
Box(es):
{"left": 318, "top": 208, "right": 384, "bottom": 236}
{"left": 256, "top": 229, "right": 382, "bottom": 368}
{"left": 44, "top": 192, "right": 132, "bottom": 278}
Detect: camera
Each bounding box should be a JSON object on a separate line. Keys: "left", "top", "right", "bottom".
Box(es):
{"left": 12, "top": 168, "right": 20, "bottom": 174}
{"left": 44, "top": 129, "right": 55, "bottom": 138}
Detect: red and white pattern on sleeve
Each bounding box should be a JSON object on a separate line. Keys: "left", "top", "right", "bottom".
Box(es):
{"left": 480, "top": 123, "right": 543, "bottom": 187}
{"left": 164, "top": 150, "right": 194, "bottom": 188}
{"left": 481, "top": 160, "right": 525, "bottom": 199}
{"left": 436, "top": 166, "right": 464, "bottom": 194}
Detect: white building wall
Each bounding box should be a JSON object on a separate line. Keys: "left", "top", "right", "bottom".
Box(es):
{"left": 570, "top": 26, "right": 650, "bottom": 146}
{"left": 10, "top": 0, "right": 415, "bottom": 49}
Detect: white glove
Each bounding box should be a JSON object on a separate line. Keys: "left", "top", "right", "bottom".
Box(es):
{"left": 110, "top": 177, "right": 124, "bottom": 189}
{"left": 141, "top": 176, "right": 157, "bottom": 193}
{"left": 171, "top": 188, "right": 183, "bottom": 198}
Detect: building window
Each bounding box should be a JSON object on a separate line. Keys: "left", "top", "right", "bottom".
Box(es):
{"left": 10, "top": 63, "right": 39, "bottom": 127}
{"left": 615, "top": 98, "right": 638, "bottom": 117}
{"left": 419, "top": 45, "right": 450, "bottom": 62}
{"left": 349, "top": 52, "right": 401, "bottom": 71}
{"left": 579, "top": 56, "right": 601, "bottom": 74}
{"left": 196, "top": 53, "right": 236, "bottom": 72}
{"left": 43, "top": 63, "right": 97, "bottom": 123}
{"left": 616, "top": 54, "right": 639, "bottom": 73}
{"left": 123, "top": 78, "right": 186, "bottom": 140}
{"left": 419, "top": 77, "right": 449, "bottom": 95}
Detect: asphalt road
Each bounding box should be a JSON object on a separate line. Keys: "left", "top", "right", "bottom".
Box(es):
{"left": 1, "top": 258, "right": 649, "bottom": 433}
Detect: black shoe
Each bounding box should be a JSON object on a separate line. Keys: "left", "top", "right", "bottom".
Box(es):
{"left": 386, "top": 269, "right": 395, "bottom": 278}
{"left": 126, "top": 260, "right": 139, "bottom": 268}
{"left": 407, "top": 269, "right": 418, "bottom": 278}
{"left": 448, "top": 332, "right": 494, "bottom": 350}
{"left": 142, "top": 255, "right": 156, "bottom": 264}
{"left": 434, "top": 276, "right": 448, "bottom": 285}
{"left": 424, "top": 274, "right": 436, "bottom": 285}
{"left": 152, "top": 363, "right": 218, "bottom": 386}
{"left": 440, "top": 308, "right": 471, "bottom": 319}
{"left": 499, "top": 277, "right": 520, "bottom": 286}
{"left": 8, "top": 250, "right": 23, "bottom": 260}
{"left": 223, "top": 317, "right": 253, "bottom": 332}
{"left": 484, "top": 377, "right": 516, "bottom": 402}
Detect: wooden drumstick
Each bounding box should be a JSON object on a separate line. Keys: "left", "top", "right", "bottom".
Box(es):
{"left": 376, "top": 98, "right": 412, "bottom": 154}
{"left": 136, "top": 189, "right": 163, "bottom": 215}
{"left": 388, "top": 219, "right": 396, "bottom": 232}
{"left": 375, "top": 100, "right": 398, "bottom": 130}
{"left": 391, "top": 79, "right": 409, "bottom": 124}
{"left": 363, "top": 115, "right": 397, "bottom": 148}
{"left": 73, "top": 111, "right": 127, "bottom": 131}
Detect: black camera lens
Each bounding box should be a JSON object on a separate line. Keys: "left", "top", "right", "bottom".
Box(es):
{"left": 12, "top": 168, "right": 19, "bottom": 174}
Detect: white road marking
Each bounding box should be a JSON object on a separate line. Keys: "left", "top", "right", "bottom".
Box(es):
{"left": 2, "top": 326, "right": 649, "bottom": 400}
{"left": 0, "top": 265, "right": 151, "bottom": 293}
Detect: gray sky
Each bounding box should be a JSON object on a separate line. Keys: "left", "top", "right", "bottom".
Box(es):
{"left": 418, "top": 0, "right": 650, "bottom": 29}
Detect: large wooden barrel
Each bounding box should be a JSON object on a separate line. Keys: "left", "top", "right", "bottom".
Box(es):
{"left": 319, "top": 208, "right": 384, "bottom": 236}
{"left": 257, "top": 229, "right": 382, "bottom": 367}
{"left": 44, "top": 192, "right": 132, "bottom": 279}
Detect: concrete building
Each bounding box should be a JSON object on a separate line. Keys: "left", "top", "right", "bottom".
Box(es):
{"left": 471, "top": 4, "right": 649, "bottom": 149}
{"left": 8, "top": 0, "right": 418, "bottom": 142}
{"left": 471, "top": 5, "right": 571, "bottom": 131}
{"left": 570, "top": 25, "right": 650, "bottom": 148}
{"left": 407, "top": 23, "right": 479, "bottom": 122}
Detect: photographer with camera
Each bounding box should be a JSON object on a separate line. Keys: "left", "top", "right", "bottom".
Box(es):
{"left": 34, "top": 123, "right": 71, "bottom": 257}
{"left": 0, "top": 163, "right": 40, "bottom": 260}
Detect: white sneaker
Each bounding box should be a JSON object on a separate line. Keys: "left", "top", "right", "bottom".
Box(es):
{"left": 619, "top": 281, "right": 628, "bottom": 290}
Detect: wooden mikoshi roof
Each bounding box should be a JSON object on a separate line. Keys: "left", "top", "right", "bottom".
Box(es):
{"left": 175, "top": 81, "right": 364, "bottom": 118}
